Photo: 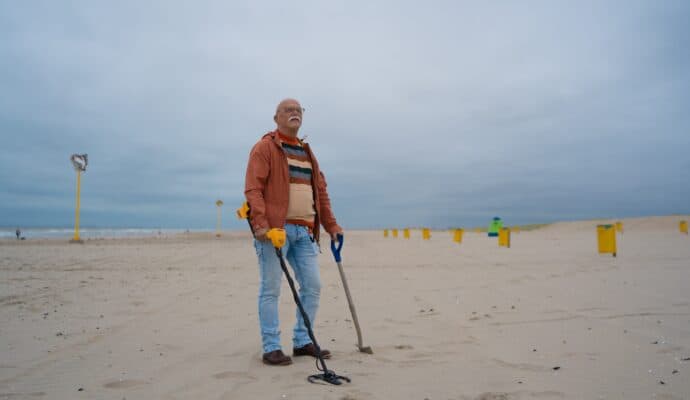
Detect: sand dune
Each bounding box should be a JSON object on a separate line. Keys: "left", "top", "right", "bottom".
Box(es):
{"left": 1, "top": 216, "right": 689, "bottom": 399}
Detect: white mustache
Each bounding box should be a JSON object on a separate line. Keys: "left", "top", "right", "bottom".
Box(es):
{"left": 289, "top": 116, "right": 301, "bottom": 122}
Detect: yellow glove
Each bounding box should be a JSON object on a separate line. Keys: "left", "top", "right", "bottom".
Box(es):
{"left": 266, "top": 228, "right": 286, "bottom": 249}
{"left": 236, "top": 202, "right": 250, "bottom": 219}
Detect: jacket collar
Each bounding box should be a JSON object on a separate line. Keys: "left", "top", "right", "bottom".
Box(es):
{"left": 265, "top": 130, "right": 309, "bottom": 149}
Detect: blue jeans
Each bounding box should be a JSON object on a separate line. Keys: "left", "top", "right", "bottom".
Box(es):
{"left": 254, "top": 224, "right": 321, "bottom": 353}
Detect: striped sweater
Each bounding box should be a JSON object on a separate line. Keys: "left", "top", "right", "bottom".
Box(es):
{"left": 279, "top": 132, "right": 316, "bottom": 228}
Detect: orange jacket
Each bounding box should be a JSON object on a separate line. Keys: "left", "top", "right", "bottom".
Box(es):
{"left": 244, "top": 130, "right": 341, "bottom": 243}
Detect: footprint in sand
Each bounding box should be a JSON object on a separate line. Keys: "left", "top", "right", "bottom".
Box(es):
{"left": 475, "top": 393, "right": 511, "bottom": 400}
{"left": 491, "top": 358, "right": 550, "bottom": 372}
{"left": 0, "top": 392, "right": 46, "bottom": 398}
{"left": 213, "top": 371, "right": 257, "bottom": 380}
{"left": 340, "top": 390, "right": 374, "bottom": 400}
{"left": 103, "top": 379, "right": 147, "bottom": 389}
{"left": 469, "top": 313, "right": 492, "bottom": 321}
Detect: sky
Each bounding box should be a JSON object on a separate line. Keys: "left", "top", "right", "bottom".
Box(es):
{"left": 1, "top": 1, "right": 689, "bottom": 230}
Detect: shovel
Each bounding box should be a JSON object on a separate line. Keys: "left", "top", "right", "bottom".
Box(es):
{"left": 330, "top": 234, "right": 373, "bottom": 354}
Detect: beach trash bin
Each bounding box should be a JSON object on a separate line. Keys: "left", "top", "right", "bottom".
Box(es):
{"left": 615, "top": 221, "right": 623, "bottom": 233}
{"left": 392, "top": 229, "right": 398, "bottom": 238}
{"left": 403, "top": 228, "right": 410, "bottom": 239}
{"left": 680, "top": 220, "right": 688, "bottom": 234}
{"left": 383, "top": 229, "right": 389, "bottom": 238}
{"left": 498, "top": 227, "right": 511, "bottom": 248}
{"left": 488, "top": 217, "right": 502, "bottom": 237}
{"left": 597, "top": 224, "right": 617, "bottom": 257}
{"left": 422, "top": 228, "right": 431, "bottom": 240}
{"left": 453, "top": 229, "right": 463, "bottom": 244}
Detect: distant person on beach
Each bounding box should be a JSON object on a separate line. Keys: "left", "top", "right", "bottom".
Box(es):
{"left": 244, "top": 98, "right": 343, "bottom": 366}
{"left": 16, "top": 228, "right": 21, "bottom": 240}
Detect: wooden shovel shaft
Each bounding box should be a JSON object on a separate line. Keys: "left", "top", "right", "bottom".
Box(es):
{"left": 335, "top": 261, "right": 365, "bottom": 349}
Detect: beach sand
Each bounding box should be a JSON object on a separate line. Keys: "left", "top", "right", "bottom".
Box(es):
{"left": 1, "top": 216, "right": 689, "bottom": 399}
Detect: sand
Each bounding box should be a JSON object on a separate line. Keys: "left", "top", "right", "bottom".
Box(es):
{"left": 1, "top": 215, "right": 689, "bottom": 400}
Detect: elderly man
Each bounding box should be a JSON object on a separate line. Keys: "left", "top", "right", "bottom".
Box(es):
{"left": 244, "top": 98, "right": 343, "bottom": 366}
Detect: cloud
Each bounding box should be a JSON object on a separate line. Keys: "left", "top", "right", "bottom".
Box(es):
{"left": 1, "top": 1, "right": 689, "bottom": 229}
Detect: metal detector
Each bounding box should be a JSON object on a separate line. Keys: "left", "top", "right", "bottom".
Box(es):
{"left": 237, "top": 203, "right": 350, "bottom": 385}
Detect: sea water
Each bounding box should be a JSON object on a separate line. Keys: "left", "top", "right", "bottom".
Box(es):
{"left": 0, "top": 227, "right": 208, "bottom": 239}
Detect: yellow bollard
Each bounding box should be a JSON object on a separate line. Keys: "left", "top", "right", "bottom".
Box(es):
{"left": 597, "top": 224, "right": 617, "bottom": 257}
{"left": 403, "top": 228, "right": 410, "bottom": 239}
{"left": 498, "top": 227, "right": 510, "bottom": 248}
{"left": 422, "top": 228, "right": 431, "bottom": 240}
{"left": 680, "top": 221, "right": 688, "bottom": 234}
{"left": 392, "top": 229, "right": 398, "bottom": 238}
{"left": 615, "top": 221, "right": 623, "bottom": 233}
{"left": 453, "top": 228, "right": 463, "bottom": 244}
{"left": 383, "top": 229, "right": 389, "bottom": 238}
{"left": 215, "top": 200, "right": 224, "bottom": 237}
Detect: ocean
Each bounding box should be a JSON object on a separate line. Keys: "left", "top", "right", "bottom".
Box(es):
{"left": 0, "top": 227, "right": 210, "bottom": 240}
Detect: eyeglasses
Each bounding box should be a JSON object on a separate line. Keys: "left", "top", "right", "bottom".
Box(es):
{"left": 281, "top": 106, "right": 305, "bottom": 114}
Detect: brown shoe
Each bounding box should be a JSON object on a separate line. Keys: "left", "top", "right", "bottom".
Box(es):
{"left": 262, "top": 350, "right": 293, "bottom": 366}
{"left": 293, "top": 343, "right": 331, "bottom": 359}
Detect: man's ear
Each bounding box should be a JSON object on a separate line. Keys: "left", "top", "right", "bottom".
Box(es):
{"left": 273, "top": 114, "right": 277, "bottom": 123}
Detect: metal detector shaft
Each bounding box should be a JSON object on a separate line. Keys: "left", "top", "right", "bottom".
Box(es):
{"left": 273, "top": 247, "right": 350, "bottom": 385}
{"left": 237, "top": 203, "right": 349, "bottom": 384}
{"left": 274, "top": 247, "right": 327, "bottom": 370}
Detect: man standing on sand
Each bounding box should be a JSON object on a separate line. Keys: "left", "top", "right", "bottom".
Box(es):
{"left": 244, "top": 98, "right": 343, "bottom": 366}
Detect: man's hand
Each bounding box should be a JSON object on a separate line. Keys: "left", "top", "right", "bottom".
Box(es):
{"left": 330, "top": 229, "right": 344, "bottom": 242}
{"left": 254, "top": 227, "right": 269, "bottom": 241}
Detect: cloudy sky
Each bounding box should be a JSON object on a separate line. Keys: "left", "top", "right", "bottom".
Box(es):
{"left": 1, "top": 1, "right": 689, "bottom": 229}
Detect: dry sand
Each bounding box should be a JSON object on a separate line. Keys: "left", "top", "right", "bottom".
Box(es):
{"left": 1, "top": 216, "right": 689, "bottom": 400}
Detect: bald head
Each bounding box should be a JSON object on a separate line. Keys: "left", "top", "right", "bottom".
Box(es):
{"left": 274, "top": 98, "right": 303, "bottom": 137}
{"left": 276, "top": 98, "right": 301, "bottom": 113}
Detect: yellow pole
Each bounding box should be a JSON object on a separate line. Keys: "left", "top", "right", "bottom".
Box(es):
{"left": 216, "top": 206, "right": 221, "bottom": 237}
{"left": 215, "top": 200, "right": 223, "bottom": 237}
{"left": 72, "top": 170, "right": 81, "bottom": 242}
{"left": 383, "top": 229, "right": 389, "bottom": 238}
{"left": 403, "top": 228, "right": 410, "bottom": 239}
{"left": 680, "top": 220, "right": 688, "bottom": 234}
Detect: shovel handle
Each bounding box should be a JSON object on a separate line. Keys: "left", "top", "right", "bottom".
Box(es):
{"left": 330, "top": 233, "right": 344, "bottom": 263}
